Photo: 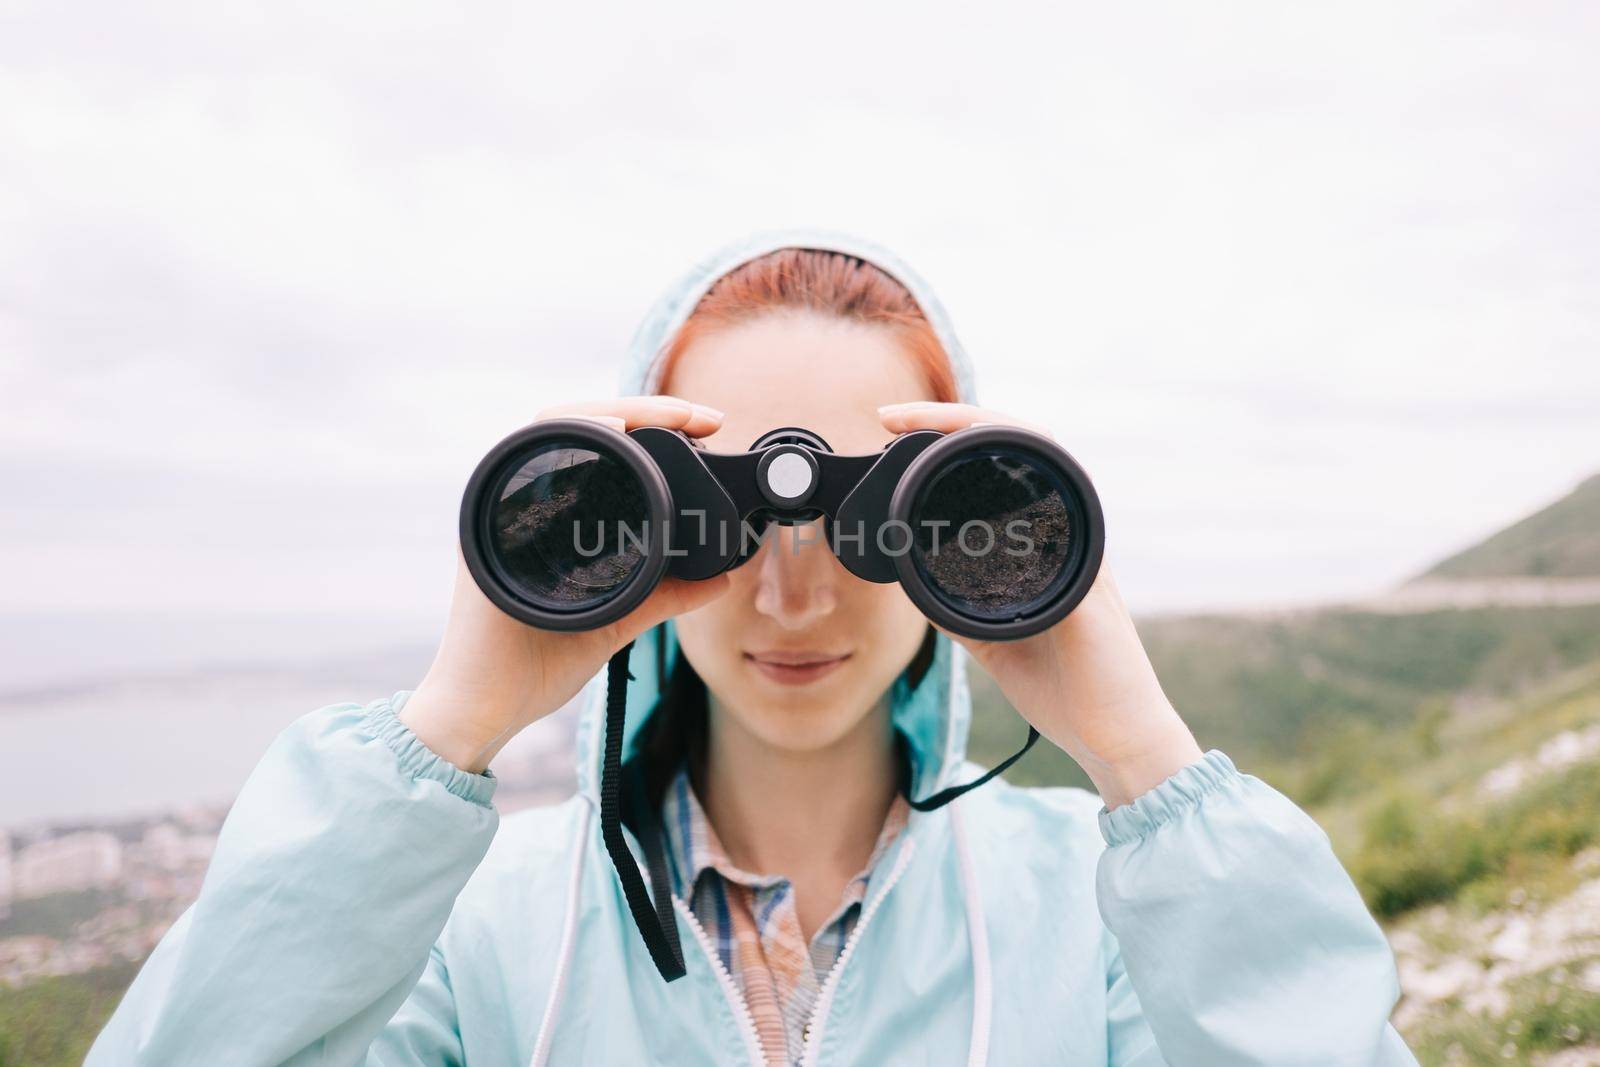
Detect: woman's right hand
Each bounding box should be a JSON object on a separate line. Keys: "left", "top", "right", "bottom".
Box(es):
{"left": 399, "top": 396, "right": 731, "bottom": 774}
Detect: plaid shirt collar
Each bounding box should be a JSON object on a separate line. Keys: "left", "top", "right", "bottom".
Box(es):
{"left": 658, "top": 764, "right": 912, "bottom": 923}
{"left": 654, "top": 758, "right": 913, "bottom": 1067}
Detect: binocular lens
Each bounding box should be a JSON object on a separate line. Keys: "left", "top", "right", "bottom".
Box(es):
{"left": 490, "top": 442, "right": 653, "bottom": 612}
{"left": 906, "top": 447, "right": 1076, "bottom": 621}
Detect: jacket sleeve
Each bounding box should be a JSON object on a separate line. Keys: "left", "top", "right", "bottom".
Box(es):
{"left": 1096, "top": 750, "right": 1418, "bottom": 1067}
{"left": 85, "top": 693, "right": 499, "bottom": 1067}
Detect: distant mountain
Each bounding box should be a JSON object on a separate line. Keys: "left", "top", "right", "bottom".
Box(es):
{"left": 968, "top": 602, "right": 1600, "bottom": 796}
{"left": 1418, "top": 472, "right": 1600, "bottom": 581}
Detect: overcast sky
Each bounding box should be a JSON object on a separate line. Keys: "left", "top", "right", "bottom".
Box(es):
{"left": 2, "top": 1, "right": 1596, "bottom": 628}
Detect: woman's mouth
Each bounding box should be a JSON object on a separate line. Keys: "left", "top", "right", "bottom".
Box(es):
{"left": 743, "top": 649, "right": 852, "bottom": 685}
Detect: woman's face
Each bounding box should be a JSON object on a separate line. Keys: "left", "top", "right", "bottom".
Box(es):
{"left": 662, "top": 310, "right": 934, "bottom": 754}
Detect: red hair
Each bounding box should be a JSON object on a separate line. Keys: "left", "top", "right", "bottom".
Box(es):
{"left": 650, "top": 249, "right": 960, "bottom": 403}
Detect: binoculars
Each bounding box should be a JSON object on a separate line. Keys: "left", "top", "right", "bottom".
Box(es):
{"left": 459, "top": 418, "right": 1105, "bottom": 641}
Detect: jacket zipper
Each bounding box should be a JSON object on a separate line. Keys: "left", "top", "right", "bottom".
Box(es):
{"left": 798, "top": 836, "right": 918, "bottom": 1067}
{"left": 673, "top": 895, "right": 767, "bottom": 1067}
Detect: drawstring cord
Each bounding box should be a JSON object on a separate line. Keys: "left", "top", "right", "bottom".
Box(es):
{"left": 528, "top": 801, "right": 590, "bottom": 1067}
{"left": 950, "top": 801, "right": 993, "bottom": 1067}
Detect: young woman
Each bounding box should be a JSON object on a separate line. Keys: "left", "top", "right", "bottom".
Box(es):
{"left": 89, "top": 231, "right": 1418, "bottom": 1066}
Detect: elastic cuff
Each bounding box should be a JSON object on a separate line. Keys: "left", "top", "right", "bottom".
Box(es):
{"left": 362, "top": 691, "right": 498, "bottom": 808}
{"left": 1098, "top": 749, "right": 1239, "bottom": 847}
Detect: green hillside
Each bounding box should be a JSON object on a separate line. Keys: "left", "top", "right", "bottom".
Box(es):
{"left": 1421, "top": 472, "right": 1600, "bottom": 580}
{"left": 0, "top": 961, "right": 139, "bottom": 1067}
{"left": 969, "top": 604, "right": 1600, "bottom": 802}
{"left": 970, "top": 469, "right": 1600, "bottom": 799}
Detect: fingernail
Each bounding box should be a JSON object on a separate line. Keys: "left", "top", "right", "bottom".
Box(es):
{"left": 692, "top": 403, "right": 725, "bottom": 420}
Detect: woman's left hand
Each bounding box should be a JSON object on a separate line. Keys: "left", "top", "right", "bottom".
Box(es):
{"left": 879, "top": 401, "right": 1204, "bottom": 809}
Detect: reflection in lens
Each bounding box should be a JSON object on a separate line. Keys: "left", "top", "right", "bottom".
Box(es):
{"left": 908, "top": 448, "right": 1074, "bottom": 620}
{"left": 491, "top": 444, "right": 651, "bottom": 611}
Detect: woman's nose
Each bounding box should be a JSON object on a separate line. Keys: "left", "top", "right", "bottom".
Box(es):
{"left": 751, "top": 521, "right": 838, "bottom": 630}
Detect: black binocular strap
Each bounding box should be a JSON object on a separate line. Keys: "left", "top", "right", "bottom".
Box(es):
{"left": 600, "top": 642, "right": 686, "bottom": 982}
{"left": 904, "top": 724, "right": 1040, "bottom": 812}
{"left": 598, "top": 641, "right": 1040, "bottom": 981}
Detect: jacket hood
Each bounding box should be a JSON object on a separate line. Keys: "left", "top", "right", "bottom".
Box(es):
{"left": 572, "top": 228, "right": 980, "bottom": 805}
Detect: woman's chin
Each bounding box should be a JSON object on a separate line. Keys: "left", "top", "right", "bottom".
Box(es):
{"left": 726, "top": 673, "right": 880, "bottom": 750}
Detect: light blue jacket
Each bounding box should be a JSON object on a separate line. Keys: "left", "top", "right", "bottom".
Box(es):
{"left": 89, "top": 231, "right": 1418, "bottom": 1066}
